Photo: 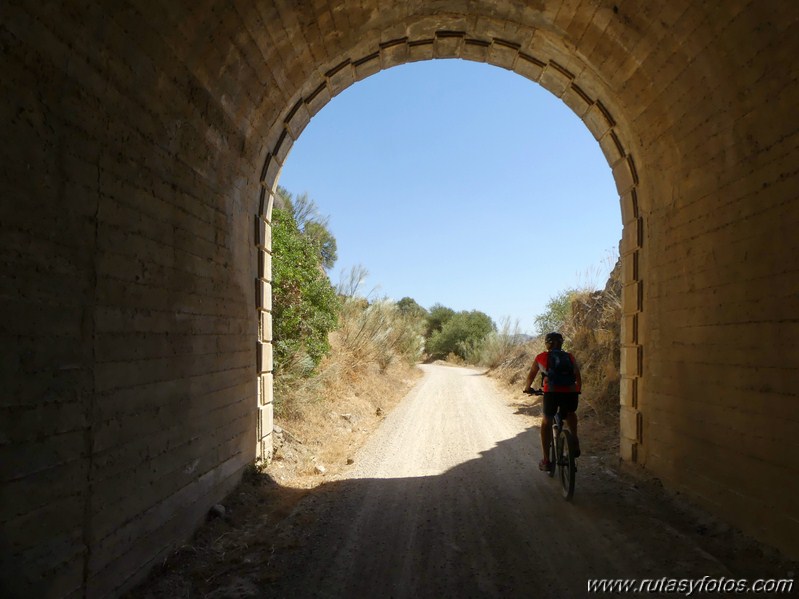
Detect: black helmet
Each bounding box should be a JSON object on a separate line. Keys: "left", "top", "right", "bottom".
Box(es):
{"left": 544, "top": 332, "right": 564, "bottom": 346}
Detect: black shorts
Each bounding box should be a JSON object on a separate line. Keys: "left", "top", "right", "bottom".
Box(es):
{"left": 542, "top": 392, "right": 579, "bottom": 418}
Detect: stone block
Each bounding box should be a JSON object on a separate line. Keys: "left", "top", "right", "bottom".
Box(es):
{"left": 305, "top": 82, "right": 332, "bottom": 117}
{"left": 619, "top": 190, "right": 638, "bottom": 225}
{"left": 257, "top": 279, "right": 271, "bottom": 311}
{"left": 538, "top": 62, "right": 572, "bottom": 98}
{"left": 621, "top": 313, "right": 638, "bottom": 344}
{"left": 257, "top": 404, "right": 273, "bottom": 443}
{"left": 461, "top": 39, "right": 490, "bottom": 62}
{"left": 620, "top": 405, "right": 639, "bottom": 440}
{"left": 621, "top": 251, "right": 637, "bottom": 285}
{"left": 620, "top": 437, "right": 638, "bottom": 462}
{"left": 408, "top": 39, "right": 434, "bottom": 62}
{"left": 260, "top": 373, "right": 273, "bottom": 406}
{"left": 260, "top": 251, "right": 272, "bottom": 282}
{"left": 354, "top": 52, "right": 381, "bottom": 81}
{"left": 260, "top": 311, "right": 272, "bottom": 342}
{"left": 487, "top": 41, "right": 519, "bottom": 70}
{"left": 273, "top": 128, "right": 293, "bottom": 164}
{"left": 261, "top": 154, "right": 281, "bottom": 188}
{"left": 583, "top": 102, "right": 614, "bottom": 141}
{"left": 433, "top": 32, "right": 463, "bottom": 58}
{"left": 256, "top": 217, "right": 271, "bottom": 251}
{"left": 620, "top": 344, "right": 642, "bottom": 378}
{"left": 622, "top": 280, "right": 643, "bottom": 314}
{"left": 380, "top": 39, "right": 409, "bottom": 69}
{"left": 620, "top": 217, "right": 642, "bottom": 256}
{"left": 612, "top": 154, "right": 636, "bottom": 195}
{"left": 285, "top": 100, "right": 311, "bottom": 141}
{"left": 257, "top": 342, "right": 273, "bottom": 374}
{"left": 598, "top": 130, "right": 625, "bottom": 167}
{"left": 560, "top": 83, "right": 593, "bottom": 118}
{"left": 513, "top": 52, "right": 545, "bottom": 81}
{"left": 620, "top": 377, "right": 637, "bottom": 407}
{"left": 263, "top": 192, "right": 275, "bottom": 223}
{"left": 327, "top": 61, "right": 355, "bottom": 97}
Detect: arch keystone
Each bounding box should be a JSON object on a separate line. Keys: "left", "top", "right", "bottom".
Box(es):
{"left": 434, "top": 31, "right": 465, "bottom": 58}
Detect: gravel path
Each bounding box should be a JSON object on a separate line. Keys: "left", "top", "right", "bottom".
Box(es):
{"left": 258, "top": 364, "right": 761, "bottom": 598}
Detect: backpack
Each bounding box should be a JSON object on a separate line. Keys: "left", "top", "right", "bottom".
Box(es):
{"left": 545, "top": 349, "right": 576, "bottom": 388}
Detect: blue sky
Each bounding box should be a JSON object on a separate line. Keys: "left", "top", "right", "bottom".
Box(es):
{"left": 278, "top": 59, "right": 621, "bottom": 335}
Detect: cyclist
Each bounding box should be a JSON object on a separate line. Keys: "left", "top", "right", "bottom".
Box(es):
{"left": 523, "top": 332, "right": 582, "bottom": 471}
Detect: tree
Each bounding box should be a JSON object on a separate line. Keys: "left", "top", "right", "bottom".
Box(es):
{"left": 396, "top": 297, "right": 428, "bottom": 320}
{"left": 276, "top": 186, "right": 338, "bottom": 270}
{"left": 425, "top": 303, "right": 455, "bottom": 338}
{"left": 303, "top": 220, "right": 338, "bottom": 270}
{"left": 426, "top": 310, "right": 496, "bottom": 360}
{"left": 534, "top": 290, "right": 577, "bottom": 336}
{"left": 271, "top": 206, "right": 339, "bottom": 375}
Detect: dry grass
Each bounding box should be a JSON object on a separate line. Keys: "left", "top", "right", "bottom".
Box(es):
{"left": 131, "top": 333, "right": 423, "bottom": 598}
{"left": 486, "top": 259, "right": 622, "bottom": 455}
{"left": 269, "top": 355, "right": 422, "bottom": 486}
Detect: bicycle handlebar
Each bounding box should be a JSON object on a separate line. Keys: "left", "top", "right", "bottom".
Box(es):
{"left": 523, "top": 388, "right": 543, "bottom": 396}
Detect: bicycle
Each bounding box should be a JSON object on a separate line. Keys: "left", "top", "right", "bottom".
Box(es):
{"left": 524, "top": 388, "right": 577, "bottom": 501}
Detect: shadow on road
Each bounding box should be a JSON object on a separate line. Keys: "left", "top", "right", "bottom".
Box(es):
{"left": 133, "top": 429, "right": 797, "bottom": 599}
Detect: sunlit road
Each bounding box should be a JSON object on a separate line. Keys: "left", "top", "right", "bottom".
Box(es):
{"left": 258, "top": 364, "right": 737, "bottom": 598}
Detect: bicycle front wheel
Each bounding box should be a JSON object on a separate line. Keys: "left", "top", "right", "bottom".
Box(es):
{"left": 559, "top": 429, "right": 576, "bottom": 500}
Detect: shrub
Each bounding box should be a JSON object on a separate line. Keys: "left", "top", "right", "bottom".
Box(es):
{"left": 271, "top": 206, "right": 339, "bottom": 379}
{"left": 425, "top": 303, "right": 455, "bottom": 338}
{"left": 534, "top": 289, "right": 579, "bottom": 336}
{"left": 426, "top": 310, "right": 496, "bottom": 360}
{"left": 472, "top": 317, "right": 525, "bottom": 368}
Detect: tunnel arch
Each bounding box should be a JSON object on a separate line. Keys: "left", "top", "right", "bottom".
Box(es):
{"left": 252, "top": 26, "right": 645, "bottom": 468}
{"left": 3, "top": 2, "right": 799, "bottom": 596}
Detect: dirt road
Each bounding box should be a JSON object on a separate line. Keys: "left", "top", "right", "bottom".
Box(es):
{"left": 254, "top": 364, "right": 793, "bottom": 598}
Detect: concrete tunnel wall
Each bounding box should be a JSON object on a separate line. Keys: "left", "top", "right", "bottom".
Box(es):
{"left": 1, "top": 1, "right": 798, "bottom": 596}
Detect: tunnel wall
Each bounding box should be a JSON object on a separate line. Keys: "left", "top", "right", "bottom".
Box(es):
{"left": 1, "top": 1, "right": 798, "bottom": 597}
{"left": 1, "top": 3, "right": 262, "bottom": 596}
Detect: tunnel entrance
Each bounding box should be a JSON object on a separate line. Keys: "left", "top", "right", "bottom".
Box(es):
{"left": 254, "top": 30, "right": 645, "bottom": 469}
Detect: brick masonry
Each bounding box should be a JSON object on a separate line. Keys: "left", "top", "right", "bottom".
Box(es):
{"left": 1, "top": 1, "right": 798, "bottom": 596}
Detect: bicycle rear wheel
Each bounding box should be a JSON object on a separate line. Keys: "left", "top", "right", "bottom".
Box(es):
{"left": 559, "top": 429, "right": 576, "bottom": 500}
{"left": 547, "top": 436, "right": 556, "bottom": 478}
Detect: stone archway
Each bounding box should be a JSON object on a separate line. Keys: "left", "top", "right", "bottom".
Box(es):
{"left": 253, "top": 29, "right": 645, "bottom": 470}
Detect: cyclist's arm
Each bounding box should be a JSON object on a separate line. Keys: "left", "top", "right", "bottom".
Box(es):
{"left": 523, "top": 361, "right": 540, "bottom": 392}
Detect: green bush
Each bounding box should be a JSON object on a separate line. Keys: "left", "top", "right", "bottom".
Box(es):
{"left": 271, "top": 206, "right": 339, "bottom": 377}
{"left": 425, "top": 303, "right": 455, "bottom": 338}
{"left": 534, "top": 289, "right": 579, "bottom": 336}
{"left": 277, "top": 187, "right": 338, "bottom": 270}
{"left": 427, "top": 310, "right": 496, "bottom": 360}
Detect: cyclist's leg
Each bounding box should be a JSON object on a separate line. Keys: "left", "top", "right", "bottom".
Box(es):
{"left": 565, "top": 412, "right": 578, "bottom": 437}
{"left": 540, "top": 393, "right": 557, "bottom": 469}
